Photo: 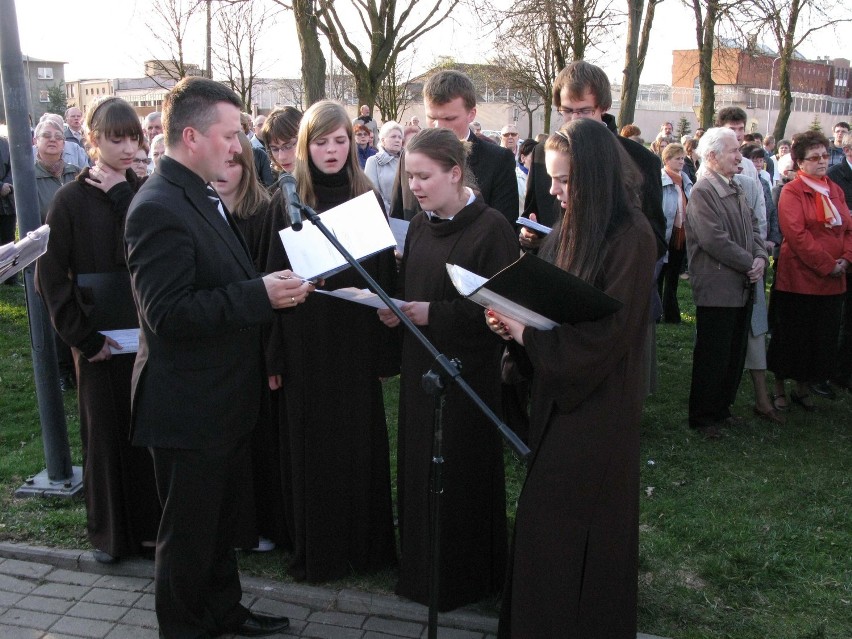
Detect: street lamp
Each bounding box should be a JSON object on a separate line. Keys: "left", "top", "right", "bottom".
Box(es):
{"left": 766, "top": 55, "right": 782, "bottom": 135}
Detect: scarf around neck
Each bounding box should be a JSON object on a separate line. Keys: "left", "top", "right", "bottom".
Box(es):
{"left": 797, "top": 171, "right": 841, "bottom": 228}
{"left": 37, "top": 154, "right": 65, "bottom": 178}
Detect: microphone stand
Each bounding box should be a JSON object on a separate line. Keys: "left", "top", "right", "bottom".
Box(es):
{"left": 292, "top": 202, "right": 530, "bottom": 638}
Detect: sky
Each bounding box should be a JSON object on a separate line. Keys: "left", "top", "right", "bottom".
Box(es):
{"left": 10, "top": 0, "right": 851, "bottom": 88}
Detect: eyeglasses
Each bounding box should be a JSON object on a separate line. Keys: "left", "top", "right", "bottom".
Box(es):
{"left": 268, "top": 141, "right": 297, "bottom": 154}
{"left": 502, "top": 132, "right": 518, "bottom": 137}
{"left": 557, "top": 106, "right": 598, "bottom": 117}
{"left": 802, "top": 153, "right": 830, "bottom": 162}
{"left": 39, "top": 132, "right": 65, "bottom": 141}
{"left": 132, "top": 158, "right": 151, "bottom": 165}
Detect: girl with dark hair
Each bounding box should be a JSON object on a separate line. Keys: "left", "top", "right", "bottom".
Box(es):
{"left": 377, "top": 127, "right": 517, "bottom": 611}
{"left": 486, "top": 118, "right": 657, "bottom": 638}
{"left": 35, "top": 96, "right": 161, "bottom": 564}
{"left": 264, "top": 100, "right": 398, "bottom": 583}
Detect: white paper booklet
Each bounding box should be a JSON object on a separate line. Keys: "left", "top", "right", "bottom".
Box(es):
{"left": 101, "top": 329, "right": 139, "bottom": 354}
{"left": 446, "top": 263, "right": 559, "bottom": 330}
{"left": 314, "top": 287, "right": 405, "bottom": 310}
{"left": 279, "top": 192, "right": 396, "bottom": 280}
{"left": 0, "top": 225, "right": 50, "bottom": 283}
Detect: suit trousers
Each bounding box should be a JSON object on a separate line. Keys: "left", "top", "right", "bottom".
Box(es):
{"left": 151, "top": 436, "right": 252, "bottom": 639}
{"left": 689, "top": 304, "right": 752, "bottom": 428}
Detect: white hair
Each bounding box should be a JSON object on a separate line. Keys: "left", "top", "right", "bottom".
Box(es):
{"left": 378, "top": 120, "right": 403, "bottom": 145}
{"left": 34, "top": 119, "right": 64, "bottom": 139}
{"left": 144, "top": 111, "right": 161, "bottom": 126}
{"left": 695, "top": 127, "right": 737, "bottom": 180}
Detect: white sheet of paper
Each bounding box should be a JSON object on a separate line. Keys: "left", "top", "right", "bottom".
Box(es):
{"left": 388, "top": 218, "right": 409, "bottom": 254}
{"left": 314, "top": 287, "right": 405, "bottom": 310}
{"left": 0, "top": 225, "right": 50, "bottom": 283}
{"left": 102, "top": 329, "right": 139, "bottom": 354}
{"left": 279, "top": 192, "right": 396, "bottom": 280}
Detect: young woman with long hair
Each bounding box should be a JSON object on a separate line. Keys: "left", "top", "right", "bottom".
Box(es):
{"left": 486, "top": 118, "right": 657, "bottom": 638}
{"left": 35, "top": 97, "right": 161, "bottom": 564}
{"left": 263, "top": 100, "right": 398, "bottom": 583}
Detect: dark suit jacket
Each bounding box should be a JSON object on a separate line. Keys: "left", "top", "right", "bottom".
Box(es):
{"left": 125, "top": 156, "right": 276, "bottom": 450}
{"left": 828, "top": 159, "right": 852, "bottom": 209}
{"left": 391, "top": 129, "right": 519, "bottom": 225}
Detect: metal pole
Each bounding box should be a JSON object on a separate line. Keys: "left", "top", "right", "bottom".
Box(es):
{"left": 0, "top": 0, "right": 81, "bottom": 496}
{"left": 767, "top": 56, "right": 781, "bottom": 135}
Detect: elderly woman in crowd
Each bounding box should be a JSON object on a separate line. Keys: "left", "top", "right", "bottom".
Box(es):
{"left": 658, "top": 143, "right": 693, "bottom": 323}
{"left": 354, "top": 122, "right": 377, "bottom": 168}
{"left": 650, "top": 132, "right": 671, "bottom": 158}
{"left": 149, "top": 133, "right": 165, "bottom": 170}
{"left": 34, "top": 119, "right": 79, "bottom": 222}
{"left": 131, "top": 140, "right": 151, "bottom": 179}
{"left": 768, "top": 130, "right": 852, "bottom": 409}
{"left": 364, "top": 120, "right": 404, "bottom": 213}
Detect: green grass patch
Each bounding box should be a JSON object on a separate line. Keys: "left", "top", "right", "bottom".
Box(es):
{"left": 1, "top": 281, "right": 850, "bottom": 638}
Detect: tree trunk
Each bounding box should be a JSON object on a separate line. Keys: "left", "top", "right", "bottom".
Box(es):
{"left": 698, "top": 2, "right": 717, "bottom": 129}
{"left": 619, "top": 0, "right": 643, "bottom": 129}
{"left": 773, "top": 53, "right": 793, "bottom": 140}
{"left": 205, "top": 0, "right": 212, "bottom": 79}
{"left": 294, "top": 0, "right": 326, "bottom": 106}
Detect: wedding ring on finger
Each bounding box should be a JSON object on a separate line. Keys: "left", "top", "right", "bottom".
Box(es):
{"left": 290, "top": 296, "right": 296, "bottom": 305}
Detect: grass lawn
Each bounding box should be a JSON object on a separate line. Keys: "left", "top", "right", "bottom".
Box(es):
{"left": 1, "top": 280, "right": 849, "bottom": 639}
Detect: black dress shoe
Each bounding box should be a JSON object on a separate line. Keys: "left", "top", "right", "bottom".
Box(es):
{"left": 92, "top": 549, "right": 119, "bottom": 564}
{"left": 231, "top": 612, "right": 290, "bottom": 637}
{"left": 59, "top": 373, "right": 76, "bottom": 393}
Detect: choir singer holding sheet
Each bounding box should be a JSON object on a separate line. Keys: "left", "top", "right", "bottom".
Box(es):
{"left": 125, "top": 77, "right": 312, "bottom": 639}
{"left": 486, "top": 119, "right": 656, "bottom": 638}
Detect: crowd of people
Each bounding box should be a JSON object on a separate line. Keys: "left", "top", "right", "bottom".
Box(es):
{"left": 0, "top": 56, "right": 847, "bottom": 639}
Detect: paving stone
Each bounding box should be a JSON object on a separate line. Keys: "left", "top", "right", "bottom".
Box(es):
{"left": 105, "top": 623, "right": 160, "bottom": 639}
{"left": 92, "top": 575, "right": 152, "bottom": 592}
{"left": 16, "top": 594, "right": 76, "bottom": 615}
{"left": 307, "top": 610, "right": 366, "bottom": 629}
{"left": 81, "top": 587, "right": 142, "bottom": 607}
{"left": 363, "top": 617, "right": 424, "bottom": 638}
{"left": 0, "top": 559, "right": 54, "bottom": 579}
{"left": 67, "top": 601, "right": 127, "bottom": 622}
{"left": 250, "top": 597, "right": 312, "bottom": 620}
{"left": 47, "top": 569, "right": 102, "bottom": 587}
{"left": 134, "top": 593, "right": 156, "bottom": 611}
{"left": 0, "top": 624, "right": 42, "bottom": 639}
{"left": 0, "top": 590, "right": 24, "bottom": 607}
{"left": 0, "top": 574, "right": 38, "bottom": 595}
{"left": 302, "top": 622, "right": 365, "bottom": 639}
{"left": 420, "top": 628, "right": 484, "bottom": 639}
{"left": 119, "top": 608, "right": 158, "bottom": 628}
{"left": 49, "top": 615, "right": 115, "bottom": 638}
{"left": 30, "top": 582, "right": 90, "bottom": 600}
{"left": 0, "top": 607, "right": 61, "bottom": 630}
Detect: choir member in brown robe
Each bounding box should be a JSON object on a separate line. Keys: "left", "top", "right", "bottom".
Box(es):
{"left": 378, "top": 128, "right": 517, "bottom": 611}
{"left": 487, "top": 119, "right": 656, "bottom": 638}
{"left": 264, "top": 100, "right": 398, "bottom": 582}
{"left": 35, "top": 97, "right": 160, "bottom": 563}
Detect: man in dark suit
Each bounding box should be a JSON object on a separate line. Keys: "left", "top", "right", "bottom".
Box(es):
{"left": 521, "top": 60, "right": 667, "bottom": 260}
{"left": 828, "top": 131, "right": 852, "bottom": 391}
{"left": 391, "top": 69, "right": 518, "bottom": 225}
{"left": 125, "top": 77, "right": 312, "bottom": 639}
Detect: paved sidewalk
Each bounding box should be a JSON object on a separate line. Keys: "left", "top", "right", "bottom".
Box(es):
{"left": 0, "top": 542, "right": 667, "bottom": 638}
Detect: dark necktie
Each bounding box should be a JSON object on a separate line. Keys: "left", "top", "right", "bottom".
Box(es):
{"left": 206, "top": 184, "right": 228, "bottom": 222}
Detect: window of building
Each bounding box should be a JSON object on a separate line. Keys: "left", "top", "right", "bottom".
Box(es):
{"left": 37, "top": 67, "right": 53, "bottom": 80}
{"left": 39, "top": 90, "right": 49, "bottom": 102}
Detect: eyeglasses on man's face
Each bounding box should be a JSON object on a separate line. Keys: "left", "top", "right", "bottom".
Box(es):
{"left": 268, "top": 141, "right": 297, "bottom": 155}
{"left": 557, "top": 106, "right": 598, "bottom": 118}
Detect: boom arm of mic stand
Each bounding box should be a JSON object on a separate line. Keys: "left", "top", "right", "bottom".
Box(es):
{"left": 298, "top": 205, "right": 531, "bottom": 462}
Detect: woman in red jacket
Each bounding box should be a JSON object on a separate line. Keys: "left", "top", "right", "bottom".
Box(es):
{"left": 768, "top": 130, "right": 852, "bottom": 409}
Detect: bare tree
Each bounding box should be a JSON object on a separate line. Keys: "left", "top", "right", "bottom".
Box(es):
{"left": 619, "top": 0, "right": 663, "bottom": 128}
{"left": 145, "top": 0, "right": 205, "bottom": 86}
{"left": 265, "top": 0, "right": 327, "bottom": 106}
{"left": 213, "top": 0, "right": 274, "bottom": 110}
{"left": 744, "top": 0, "right": 850, "bottom": 139}
{"left": 375, "top": 53, "right": 416, "bottom": 123}
{"left": 313, "top": 0, "right": 463, "bottom": 108}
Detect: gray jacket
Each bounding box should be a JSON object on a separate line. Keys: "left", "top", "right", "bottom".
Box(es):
{"left": 685, "top": 170, "right": 768, "bottom": 307}
{"left": 35, "top": 161, "right": 78, "bottom": 223}
{"left": 364, "top": 151, "right": 399, "bottom": 213}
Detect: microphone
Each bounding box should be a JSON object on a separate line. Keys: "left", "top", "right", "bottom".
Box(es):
{"left": 279, "top": 173, "right": 304, "bottom": 232}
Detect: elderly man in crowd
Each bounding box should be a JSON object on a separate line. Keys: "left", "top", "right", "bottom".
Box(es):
{"left": 64, "top": 107, "right": 85, "bottom": 147}
{"left": 500, "top": 123, "right": 519, "bottom": 156}
{"left": 144, "top": 111, "right": 163, "bottom": 141}
{"left": 685, "top": 127, "right": 769, "bottom": 439}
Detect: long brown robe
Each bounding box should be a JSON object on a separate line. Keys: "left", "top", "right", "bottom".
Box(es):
{"left": 35, "top": 169, "right": 160, "bottom": 557}
{"left": 263, "top": 173, "right": 398, "bottom": 582}
{"left": 395, "top": 199, "right": 517, "bottom": 611}
{"left": 499, "top": 206, "right": 656, "bottom": 638}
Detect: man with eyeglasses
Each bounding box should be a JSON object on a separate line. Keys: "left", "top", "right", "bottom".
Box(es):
{"left": 829, "top": 122, "right": 850, "bottom": 168}
{"left": 521, "top": 61, "right": 666, "bottom": 258}
{"left": 500, "top": 124, "right": 519, "bottom": 156}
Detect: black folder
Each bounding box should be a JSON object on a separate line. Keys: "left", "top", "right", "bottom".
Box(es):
{"left": 76, "top": 271, "right": 139, "bottom": 331}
